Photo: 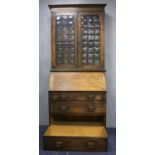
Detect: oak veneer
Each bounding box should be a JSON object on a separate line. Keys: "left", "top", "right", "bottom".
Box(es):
{"left": 49, "top": 72, "right": 106, "bottom": 91}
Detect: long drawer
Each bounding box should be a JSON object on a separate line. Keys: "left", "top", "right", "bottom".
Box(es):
{"left": 43, "top": 124, "right": 108, "bottom": 151}
{"left": 50, "top": 101, "right": 106, "bottom": 116}
{"left": 49, "top": 92, "right": 106, "bottom": 102}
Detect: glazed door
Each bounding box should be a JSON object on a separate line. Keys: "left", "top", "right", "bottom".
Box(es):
{"left": 78, "top": 12, "right": 104, "bottom": 68}
{"left": 52, "top": 12, "right": 78, "bottom": 68}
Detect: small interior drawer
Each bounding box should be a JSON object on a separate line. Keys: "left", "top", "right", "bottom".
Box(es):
{"left": 43, "top": 124, "right": 108, "bottom": 151}
{"left": 50, "top": 102, "right": 105, "bottom": 116}
{"left": 49, "top": 92, "right": 106, "bottom": 102}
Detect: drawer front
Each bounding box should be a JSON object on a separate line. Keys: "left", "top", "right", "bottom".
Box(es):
{"left": 49, "top": 92, "right": 106, "bottom": 102}
{"left": 50, "top": 102, "right": 105, "bottom": 116}
{"left": 43, "top": 137, "right": 108, "bottom": 152}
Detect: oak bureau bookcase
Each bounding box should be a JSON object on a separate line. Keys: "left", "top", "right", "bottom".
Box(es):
{"left": 43, "top": 4, "right": 108, "bottom": 152}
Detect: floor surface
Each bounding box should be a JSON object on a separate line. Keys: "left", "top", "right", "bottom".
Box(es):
{"left": 39, "top": 126, "right": 116, "bottom": 155}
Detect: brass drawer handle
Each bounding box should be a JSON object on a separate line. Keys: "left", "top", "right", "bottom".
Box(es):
{"left": 87, "top": 142, "right": 95, "bottom": 149}
{"left": 61, "top": 95, "right": 68, "bottom": 100}
{"left": 55, "top": 141, "right": 63, "bottom": 148}
{"left": 51, "top": 95, "right": 68, "bottom": 100}
{"left": 59, "top": 105, "right": 67, "bottom": 111}
{"left": 103, "top": 94, "right": 106, "bottom": 99}
{"left": 52, "top": 95, "right": 59, "bottom": 100}
{"left": 87, "top": 94, "right": 95, "bottom": 99}
{"left": 87, "top": 105, "right": 95, "bottom": 112}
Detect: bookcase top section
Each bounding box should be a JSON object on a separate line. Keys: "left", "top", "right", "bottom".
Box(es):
{"left": 49, "top": 72, "right": 106, "bottom": 91}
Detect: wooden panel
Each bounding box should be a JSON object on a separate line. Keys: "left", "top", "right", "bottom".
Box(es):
{"left": 49, "top": 72, "right": 106, "bottom": 91}
{"left": 43, "top": 124, "right": 108, "bottom": 151}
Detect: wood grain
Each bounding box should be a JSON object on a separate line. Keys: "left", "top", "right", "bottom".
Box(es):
{"left": 44, "top": 124, "right": 107, "bottom": 137}
{"left": 49, "top": 72, "right": 106, "bottom": 91}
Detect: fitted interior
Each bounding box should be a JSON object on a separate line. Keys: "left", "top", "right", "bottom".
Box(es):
{"left": 44, "top": 124, "right": 107, "bottom": 138}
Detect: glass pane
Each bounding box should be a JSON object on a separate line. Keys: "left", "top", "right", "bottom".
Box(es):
{"left": 80, "top": 15, "right": 100, "bottom": 65}
{"left": 69, "top": 53, "right": 75, "bottom": 64}
{"left": 55, "top": 15, "right": 75, "bottom": 65}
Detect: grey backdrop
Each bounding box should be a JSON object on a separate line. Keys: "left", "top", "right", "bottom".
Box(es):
{"left": 39, "top": 0, "right": 116, "bottom": 127}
